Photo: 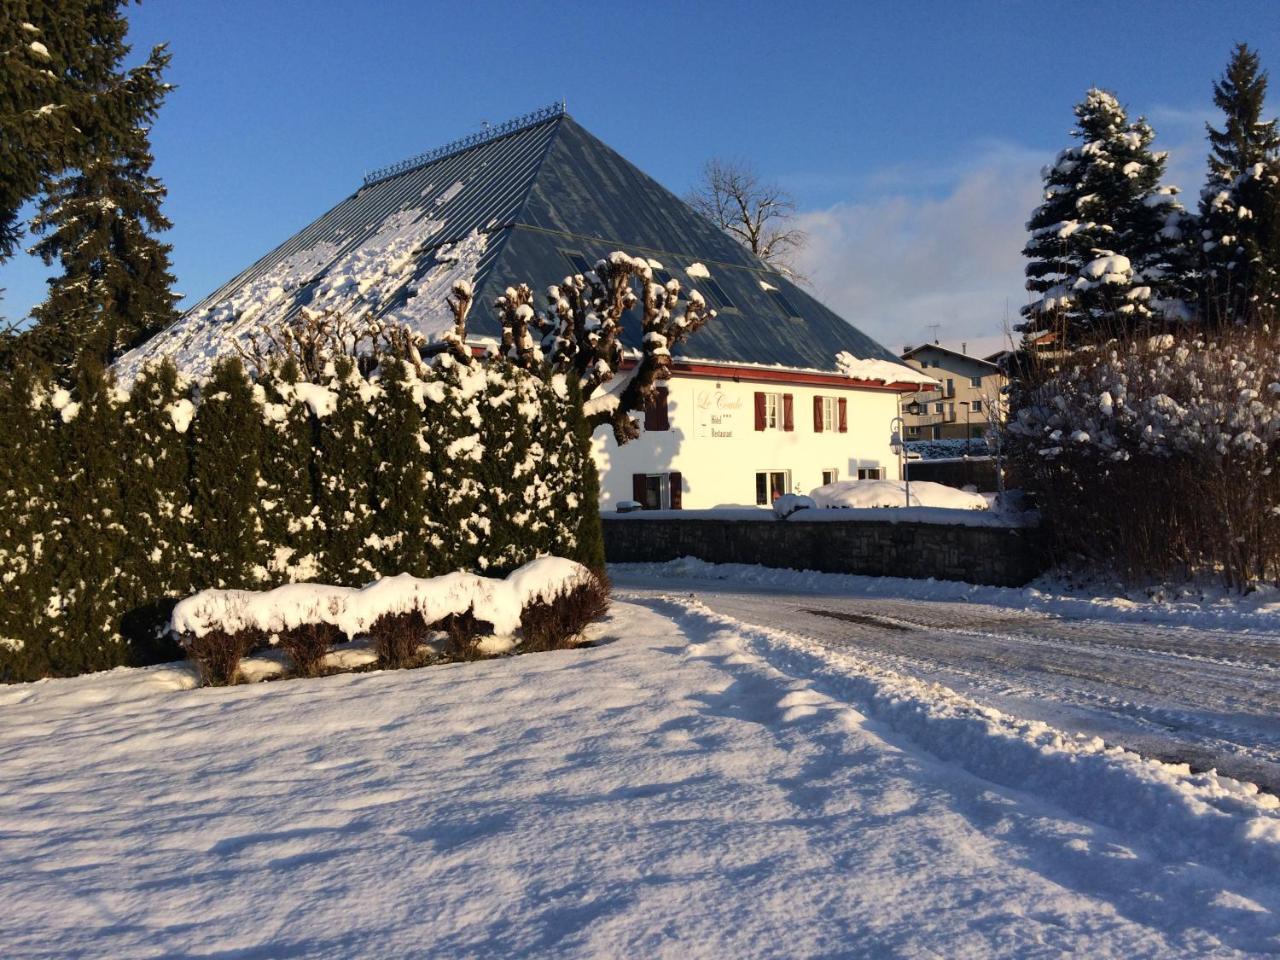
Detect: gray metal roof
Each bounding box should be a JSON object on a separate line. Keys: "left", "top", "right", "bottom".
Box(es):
{"left": 118, "top": 105, "right": 901, "bottom": 381}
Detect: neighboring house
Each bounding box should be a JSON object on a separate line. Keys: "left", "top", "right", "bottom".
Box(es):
{"left": 899, "top": 343, "right": 1005, "bottom": 441}
{"left": 116, "top": 103, "right": 934, "bottom": 510}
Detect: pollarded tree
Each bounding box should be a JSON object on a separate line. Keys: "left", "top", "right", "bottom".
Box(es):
{"left": 1022, "top": 88, "right": 1194, "bottom": 344}
{"left": 1200, "top": 43, "right": 1280, "bottom": 323}
{"left": 190, "top": 357, "right": 263, "bottom": 589}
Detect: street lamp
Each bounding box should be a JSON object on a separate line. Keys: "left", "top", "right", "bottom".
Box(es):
{"left": 890, "top": 415, "right": 911, "bottom": 507}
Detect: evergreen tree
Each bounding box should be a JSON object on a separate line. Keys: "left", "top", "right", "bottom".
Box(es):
{"left": 1199, "top": 43, "right": 1280, "bottom": 323}
{"left": 315, "top": 358, "right": 377, "bottom": 585}
{"left": 26, "top": 30, "right": 176, "bottom": 375}
{"left": 46, "top": 361, "right": 129, "bottom": 675}
{"left": 0, "top": 361, "right": 58, "bottom": 679}
{"left": 117, "top": 360, "right": 190, "bottom": 661}
{"left": 190, "top": 358, "right": 262, "bottom": 589}
{"left": 428, "top": 354, "right": 489, "bottom": 573}
{"left": 368, "top": 358, "right": 430, "bottom": 578}
{"left": 1021, "top": 88, "right": 1193, "bottom": 343}
{"left": 258, "top": 359, "right": 321, "bottom": 583}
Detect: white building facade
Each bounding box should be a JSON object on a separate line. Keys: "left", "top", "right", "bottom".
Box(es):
{"left": 594, "top": 360, "right": 923, "bottom": 510}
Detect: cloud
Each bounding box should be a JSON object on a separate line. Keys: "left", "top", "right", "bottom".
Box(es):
{"left": 791, "top": 144, "right": 1044, "bottom": 354}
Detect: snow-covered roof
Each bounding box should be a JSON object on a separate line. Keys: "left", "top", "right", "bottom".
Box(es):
{"left": 116, "top": 105, "right": 904, "bottom": 383}
{"left": 900, "top": 342, "right": 1001, "bottom": 373}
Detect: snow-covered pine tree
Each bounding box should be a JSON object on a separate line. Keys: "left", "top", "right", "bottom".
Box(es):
{"left": 116, "top": 360, "right": 191, "bottom": 662}
{"left": 190, "top": 358, "right": 263, "bottom": 589}
{"left": 257, "top": 358, "right": 321, "bottom": 585}
{"left": 1021, "top": 88, "right": 1193, "bottom": 343}
{"left": 425, "top": 352, "right": 489, "bottom": 573}
{"left": 1199, "top": 43, "right": 1280, "bottom": 324}
{"left": 315, "top": 357, "right": 378, "bottom": 585}
{"left": 368, "top": 357, "right": 430, "bottom": 578}
{"left": 46, "top": 361, "right": 130, "bottom": 675}
{"left": 0, "top": 362, "right": 59, "bottom": 680}
{"left": 25, "top": 18, "right": 175, "bottom": 375}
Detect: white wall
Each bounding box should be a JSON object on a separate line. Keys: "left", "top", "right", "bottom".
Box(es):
{"left": 593, "top": 373, "right": 904, "bottom": 509}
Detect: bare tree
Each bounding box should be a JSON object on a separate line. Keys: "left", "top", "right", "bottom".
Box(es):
{"left": 686, "top": 159, "right": 808, "bottom": 283}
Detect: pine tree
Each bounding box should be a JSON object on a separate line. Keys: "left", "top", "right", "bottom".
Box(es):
{"left": 24, "top": 6, "right": 175, "bottom": 374}
{"left": 1022, "top": 88, "right": 1193, "bottom": 343}
{"left": 190, "top": 358, "right": 263, "bottom": 589}
{"left": 1200, "top": 43, "right": 1280, "bottom": 323}
{"left": 117, "top": 360, "right": 190, "bottom": 662}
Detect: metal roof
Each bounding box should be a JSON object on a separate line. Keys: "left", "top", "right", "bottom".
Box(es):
{"left": 117, "top": 106, "right": 901, "bottom": 381}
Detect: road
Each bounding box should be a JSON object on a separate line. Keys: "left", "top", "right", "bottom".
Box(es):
{"left": 614, "top": 571, "right": 1280, "bottom": 794}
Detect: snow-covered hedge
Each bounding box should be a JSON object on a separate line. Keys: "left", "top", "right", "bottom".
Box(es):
{"left": 173, "top": 558, "right": 606, "bottom": 685}
{"left": 904, "top": 438, "right": 992, "bottom": 460}
{"left": 1005, "top": 324, "right": 1280, "bottom": 587}
{"left": 0, "top": 355, "right": 604, "bottom": 681}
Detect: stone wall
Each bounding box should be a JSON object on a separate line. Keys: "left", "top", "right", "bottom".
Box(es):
{"left": 604, "top": 515, "right": 1046, "bottom": 587}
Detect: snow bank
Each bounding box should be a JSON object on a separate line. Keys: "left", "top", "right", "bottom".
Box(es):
{"left": 772, "top": 493, "right": 815, "bottom": 518}
{"left": 171, "top": 557, "right": 592, "bottom": 641}
{"left": 810, "top": 479, "right": 988, "bottom": 511}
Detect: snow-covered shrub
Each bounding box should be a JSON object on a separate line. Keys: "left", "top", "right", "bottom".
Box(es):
{"left": 772, "top": 494, "right": 815, "bottom": 519}
{"left": 518, "top": 570, "right": 611, "bottom": 652}
{"left": 1005, "top": 324, "right": 1280, "bottom": 587}
{"left": 185, "top": 628, "right": 262, "bottom": 686}
{"left": 442, "top": 611, "right": 489, "bottom": 662}
{"left": 809, "top": 480, "right": 989, "bottom": 511}
{"left": 367, "top": 612, "right": 431, "bottom": 669}
{"left": 277, "top": 622, "right": 341, "bottom": 678}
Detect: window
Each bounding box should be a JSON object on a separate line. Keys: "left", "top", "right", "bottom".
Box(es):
{"left": 644, "top": 387, "right": 670, "bottom": 431}
{"left": 934, "top": 401, "right": 943, "bottom": 415}
{"left": 755, "top": 470, "right": 791, "bottom": 505}
{"left": 561, "top": 250, "right": 592, "bottom": 276}
{"left": 821, "top": 469, "right": 839, "bottom": 486}
{"left": 857, "top": 467, "right": 885, "bottom": 480}
{"left": 815, "top": 396, "right": 835, "bottom": 432}
{"left": 632, "top": 472, "right": 682, "bottom": 510}
{"left": 970, "top": 375, "right": 982, "bottom": 388}
{"left": 905, "top": 426, "right": 920, "bottom": 438}
{"left": 971, "top": 399, "right": 983, "bottom": 413}
{"left": 768, "top": 287, "right": 802, "bottom": 318}
{"left": 696, "top": 276, "right": 736, "bottom": 310}
{"left": 949, "top": 403, "right": 956, "bottom": 421}
{"left": 755, "top": 392, "right": 793, "bottom": 431}
{"left": 931, "top": 426, "right": 942, "bottom": 440}
{"left": 946, "top": 378, "right": 955, "bottom": 396}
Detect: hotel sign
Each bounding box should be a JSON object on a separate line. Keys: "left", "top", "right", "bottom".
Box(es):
{"left": 694, "top": 389, "right": 742, "bottom": 439}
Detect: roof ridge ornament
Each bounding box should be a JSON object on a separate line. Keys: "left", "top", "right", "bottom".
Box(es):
{"left": 362, "top": 101, "right": 567, "bottom": 187}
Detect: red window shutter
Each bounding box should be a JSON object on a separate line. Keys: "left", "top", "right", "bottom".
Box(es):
{"left": 754, "top": 392, "right": 766, "bottom": 431}
{"left": 783, "top": 394, "right": 794, "bottom": 432}
{"left": 668, "top": 471, "right": 682, "bottom": 510}
{"left": 632, "top": 474, "right": 647, "bottom": 505}
{"left": 656, "top": 387, "right": 670, "bottom": 431}
{"left": 838, "top": 397, "right": 848, "bottom": 433}
{"left": 813, "top": 396, "right": 824, "bottom": 432}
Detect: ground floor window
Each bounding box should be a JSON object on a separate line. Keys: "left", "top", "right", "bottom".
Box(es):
{"left": 857, "top": 467, "right": 884, "bottom": 480}
{"left": 632, "top": 472, "right": 682, "bottom": 510}
{"left": 755, "top": 470, "right": 791, "bottom": 505}
{"left": 821, "top": 468, "right": 839, "bottom": 486}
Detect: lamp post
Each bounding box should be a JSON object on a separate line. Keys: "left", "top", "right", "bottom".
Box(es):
{"left": 890, "top": 415, "right": 910, "bottom": 507}
{"left": 960, "top": 400, "right": 971, "bottom": 455}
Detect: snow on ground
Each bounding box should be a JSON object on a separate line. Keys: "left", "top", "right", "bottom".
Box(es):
{"left": 2, "top": 602, "right": 1279, "bottom": 957}
{"left": 810, "top": 478, "right": 989, "bottom": 511}
{"left": 617, "top": 557, "right": 1280, "bottom": 634}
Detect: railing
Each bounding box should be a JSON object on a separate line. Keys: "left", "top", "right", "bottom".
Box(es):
{"left": 362, "top": 101, "right": 567, "bottom": 187}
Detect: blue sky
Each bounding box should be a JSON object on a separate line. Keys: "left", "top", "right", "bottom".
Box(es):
{"left": 3, "top": 0, "right": 1276, "bottom": 354}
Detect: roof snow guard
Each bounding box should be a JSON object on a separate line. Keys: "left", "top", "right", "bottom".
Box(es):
{"left": 363, "top": 102, "right": 567, "bottom": 187}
